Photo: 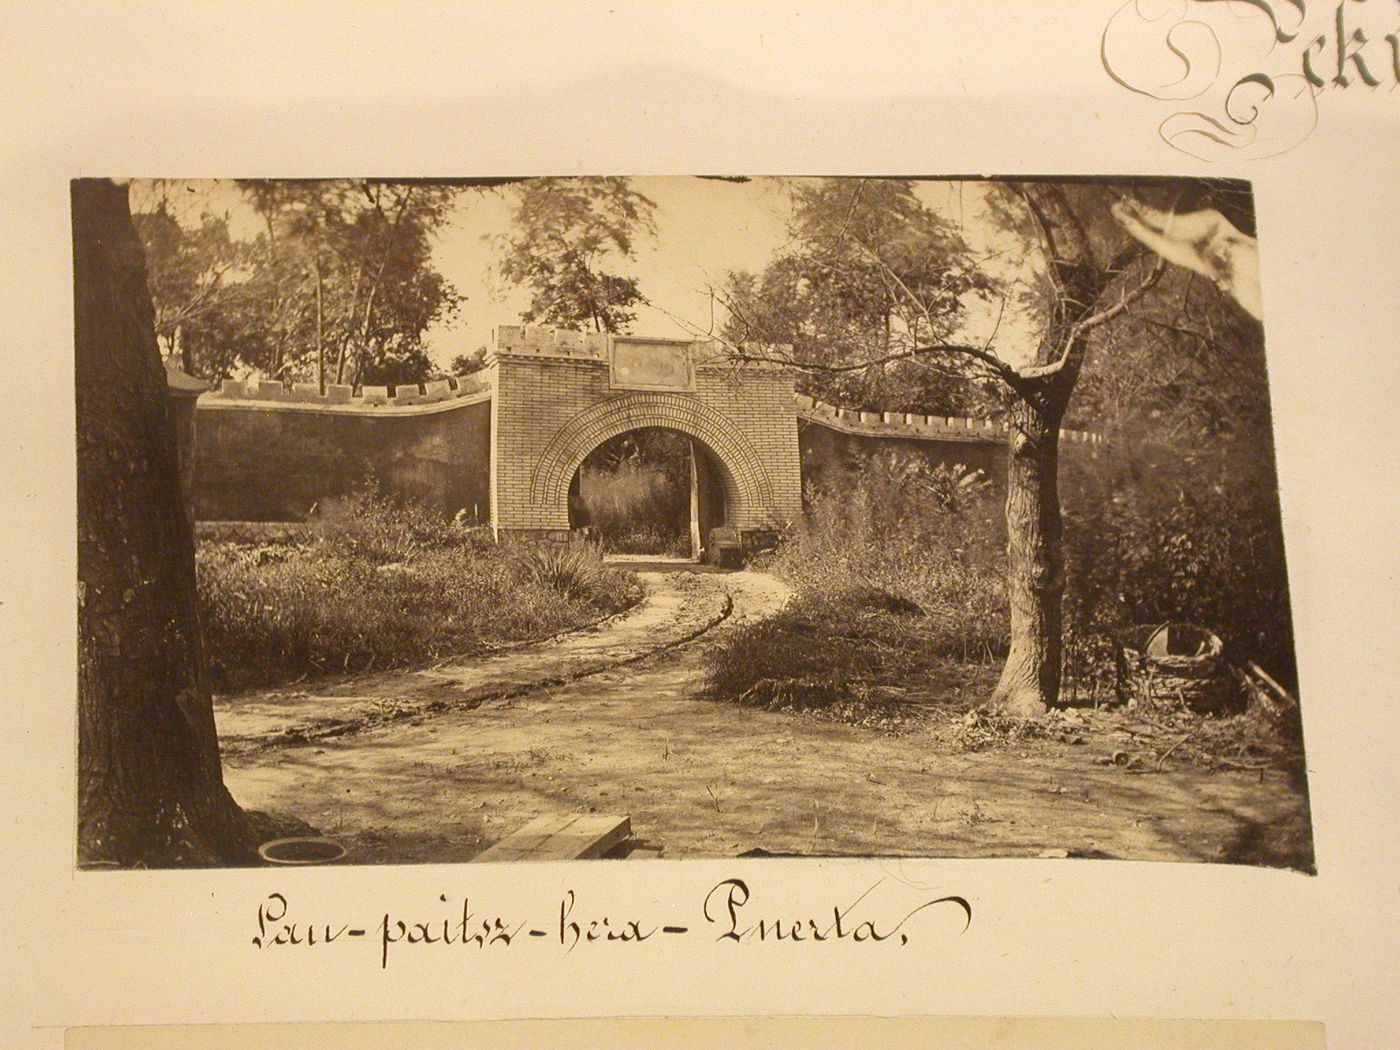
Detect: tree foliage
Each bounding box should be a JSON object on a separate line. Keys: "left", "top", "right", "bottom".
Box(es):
{"left": 1063, "top": 259, "right": 1296, "bottom": 688}
{"left": 134, "top": 180, "right": 465, "bottom": 387}
{"left": 721, "top": 179, "right": 997, "bottom": 414}
{"left": 497, "top": 177, "right": 657, "bottom": 333}
{"left": 130, "top": 199, "right": 249, "bottom": 370}
{"left": 720, "top": 177, "right": 1274, "bottom": 715}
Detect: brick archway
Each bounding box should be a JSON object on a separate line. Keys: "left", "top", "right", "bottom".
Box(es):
{"left": 529, "top": 392, "right": 775, "bottom": 526}
{"left": 487, "top": 325, "right": 802, "bottom": 539}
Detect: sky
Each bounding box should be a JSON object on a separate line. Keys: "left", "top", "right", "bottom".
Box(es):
{"left": 134, "top": 177, "right": 1038, "bottom": 373}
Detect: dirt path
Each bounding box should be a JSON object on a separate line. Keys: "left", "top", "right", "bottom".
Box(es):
{"left": 214, "top": 569, "right": 736, "bottom": 755}
{"left": 222, "top": 568, "right": 1312, "bottom": 869}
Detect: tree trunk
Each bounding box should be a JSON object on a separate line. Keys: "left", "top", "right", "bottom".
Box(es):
{"left": 989, "top": 395, "right": 1065, "bottom": 717}
{"left": 74, "top": 179, "right": 264, "bottom": 867}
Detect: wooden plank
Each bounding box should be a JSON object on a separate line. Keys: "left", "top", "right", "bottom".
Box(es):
{"left": 472, "top": 813, "right": 631, "bottom": 863}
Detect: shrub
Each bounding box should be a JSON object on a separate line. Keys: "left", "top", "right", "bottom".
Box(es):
{"left": 1061, "top": 426, "right": 1299, "bottom": 696}
{"left": 764, "top": 452, "right": 1008, "bottom": 662}
{"left": 704, "top": 450, "right": 1006, "bottom": 724}
{"left": 510, "top": 541, "right": 625, "bottom": 605}
{"left": 319, "top": 487, "right": 489, "bottom": 563}
{"left": 197, "top": 497, "right": 641, "bottom": 693}
{"left": 705, "top": 589, "right": 993, "bottom": 725}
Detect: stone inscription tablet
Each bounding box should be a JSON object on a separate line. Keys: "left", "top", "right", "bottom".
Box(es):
{"left": 610, "top": 338, "right": 694, "bottom": 391}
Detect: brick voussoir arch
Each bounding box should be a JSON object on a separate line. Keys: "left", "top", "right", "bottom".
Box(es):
{"left": 529, "top": 393, "right": 775, "bottom": 522}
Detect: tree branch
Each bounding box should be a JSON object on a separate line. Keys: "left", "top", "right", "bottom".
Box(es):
{"left": 726, "top": 338, "right": 1019, "bottom": 384}
{"left": 1072, "top": 256, "right": 1166, "bottom": 336}
{"left": 1013, "top": 257, "right": 1165, "bottom": 382}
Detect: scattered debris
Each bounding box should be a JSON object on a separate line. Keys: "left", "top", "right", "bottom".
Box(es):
{"left": 1116, "top": 622, "right": 1234, "bottom": 714}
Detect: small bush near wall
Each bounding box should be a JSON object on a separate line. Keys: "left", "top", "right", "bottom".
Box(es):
{"left": 197, "top": 492, "right": 642, "bottom": 694}
{"left": 704, "top": 451, "right": 1007, "bottom": 725}
{"left": 770, "top": 452, "right": 1008, "bottom": 659}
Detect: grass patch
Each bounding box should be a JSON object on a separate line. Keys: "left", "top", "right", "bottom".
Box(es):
{"left": 705, "top": 588, "right": 996, "bottom": 732}
{"left": 198, "top": 492, "right": 642, "bottom": 693}
{"left": 705, "top": 455, "right": 1006, "bottom": 730}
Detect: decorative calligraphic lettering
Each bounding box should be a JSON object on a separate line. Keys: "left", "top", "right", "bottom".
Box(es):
{"left": 1102, "top": 0, "right": 1397, "bottom": 159}
{"left": 248, "top": 880, "right": 974, "bottom": 969}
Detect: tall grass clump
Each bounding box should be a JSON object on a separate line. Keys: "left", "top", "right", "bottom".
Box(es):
{"left": 768, "top": 452, "right": 1008, "bottom": 660}
{"left": 706, "top": 451, "right": 1008, "bottom": 720}
{"left": 510, "top": 541, "right": 620, "bottom": 605}
{"left": 575, "top": 429, "right": 692, "bottom": 556}
{"left": 197, "top": 491, "right": 642, "bottom": 694}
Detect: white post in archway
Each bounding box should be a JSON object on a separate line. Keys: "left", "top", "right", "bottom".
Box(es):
{"left": 688, "top": 437, "right": 702, "bottom": 561}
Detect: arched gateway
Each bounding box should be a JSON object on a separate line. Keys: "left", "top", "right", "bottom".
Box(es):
{"left": 188, "top": 324, "right": 1105, "bottom": 546}
{"left": 488, "top": 325, "right": 803, "bottom": 550}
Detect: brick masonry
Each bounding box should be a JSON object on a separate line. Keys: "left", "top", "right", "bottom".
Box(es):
{"left": 488, "top": 325, "right": 803, "bottom": 534}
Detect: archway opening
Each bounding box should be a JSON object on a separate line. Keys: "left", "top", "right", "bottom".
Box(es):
{"left": 567, "top": 427, "right": 726, "bottom": 559}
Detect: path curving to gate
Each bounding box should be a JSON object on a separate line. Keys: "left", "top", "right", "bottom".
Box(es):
{"left": 221, "top": 565, "right": 1311, "bottom": 869}
{"left": 213, "top": 567, "right": 785, "bottom": 757}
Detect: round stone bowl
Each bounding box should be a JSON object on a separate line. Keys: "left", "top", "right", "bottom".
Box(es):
{"left": 257, "top": 836, "right": 347, "bottom": 866}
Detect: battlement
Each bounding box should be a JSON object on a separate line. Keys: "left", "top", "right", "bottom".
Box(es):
{"left": 198, "top": 370, "right": 491, "bottom": 414}
{"left": 188, "top": 325, "right": 1103, "bottom": 528}
{"left": 492, "top": 324, "right": 610, "bottom": 359}
{"left": 490, "top": 324, "right": 786, "bottom": 370}
{"left": 794, "top": 393, "right": 1104, "bottom": 446}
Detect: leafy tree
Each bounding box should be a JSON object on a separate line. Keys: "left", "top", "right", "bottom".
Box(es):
{"left": 449, "top": 347, "right": 489, "bottom": 375}
{"left": 129, "top": 190, "right": 250, "bottom": 371}
{"left": 132, "top": 180, "right": 465, "bottom": 387}
{"left": 725, "top": 178, "right": 1236, "bottom": 716}
{"left": 721, "top": 179, "right": 997, "bottom": 414}
{"left": 497, "top": 177, "right": 657, "bottom": 333}
{"left": 236, "top": 180, "right": 463, "bottom": 387}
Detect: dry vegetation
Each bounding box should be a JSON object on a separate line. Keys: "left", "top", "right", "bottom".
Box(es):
{"left": 705, "top": 450, "right": 1306, "bottom": 779}
{"left": 198, "top": 492, "right": 642, "bottom": 693}
{"left": 706, "top": 456, "right": 1007, "bottom": 728}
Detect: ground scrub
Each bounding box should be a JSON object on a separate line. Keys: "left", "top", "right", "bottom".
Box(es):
{"left": 705, "top": 588, "right": 997, "bottom": 731}
{"left": 1061, "top": 427, "right": 1298, "bottom": 700}
{"left": 705, "top": 453, "right": 1006, "bottom": 724}
{"left": 198, "top": 492, "right": 642, "bottom": 693}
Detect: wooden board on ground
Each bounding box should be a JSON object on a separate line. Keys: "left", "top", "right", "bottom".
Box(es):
{"left": 472, "top": 813, "right": 631, "bottom": 863}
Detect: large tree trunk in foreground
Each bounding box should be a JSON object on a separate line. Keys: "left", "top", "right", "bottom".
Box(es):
{"left": 989, "top": 394, "right": 1066, "bottom": 717}
{"left": 75, "top": 179, "right": 262, "bottom": 867}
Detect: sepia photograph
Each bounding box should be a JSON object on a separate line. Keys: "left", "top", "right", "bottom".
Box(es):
{"left": 75, "top": 174, "right": 1312, "bottom": 871}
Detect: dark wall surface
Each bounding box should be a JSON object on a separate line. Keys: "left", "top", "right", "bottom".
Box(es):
{"left": 193, "top": 399, "right": 491, "bottom": 522}
{"left": 797, "top": 419, "right": 1010, "bottom": 494}
{"left": 193, "top": 400, "right": 1052, "bottom": 524}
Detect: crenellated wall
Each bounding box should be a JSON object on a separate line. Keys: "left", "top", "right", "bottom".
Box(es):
{"left": 190, "top": 327, "right": 1102, "bottom": 526}
{"left": 193, "top": 374, "right": 492, "bottom": 522}
{"left": 793, "top": 393, "right": 1104, "bottom": 447}
{"left": 792, "top": 393, "right": 1104, "bottom": 494}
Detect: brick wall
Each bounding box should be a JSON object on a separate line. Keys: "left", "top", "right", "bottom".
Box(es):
{"left": 489, "top": 326, "right": 803, "bottom": 536}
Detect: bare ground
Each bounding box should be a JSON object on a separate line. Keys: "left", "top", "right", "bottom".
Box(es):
{"left": 221, "top": 568, "right": 1313, "bottom": 870}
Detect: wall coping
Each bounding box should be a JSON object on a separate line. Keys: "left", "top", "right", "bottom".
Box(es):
{"left": 196, "top": 373, "right": 491, "bottom": 417}
{"left": 794, "top": 393, "right": 1105, "bottom": 446}
{"left": 195, "top": 376, "right": 1104, "bottom": 443}
{"left": 487, "top": 323, "right": 788, "bottom": 370}
{"left": 187, "top": 322, "right": 1100, "bottom": 445}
